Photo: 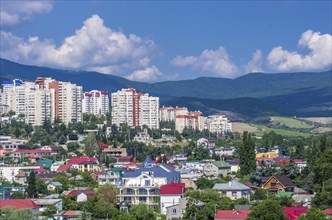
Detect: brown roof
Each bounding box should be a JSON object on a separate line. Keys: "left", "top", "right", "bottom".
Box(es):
{"left": 274, "top": 174, "right": 295, "bottom": 187}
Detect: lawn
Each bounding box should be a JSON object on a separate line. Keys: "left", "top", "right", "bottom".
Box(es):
{"left": 270, "top": 116, "right": 312, "bottom": 129}
{"left": 255, "top": 125, "right": 312, "bottom": 137}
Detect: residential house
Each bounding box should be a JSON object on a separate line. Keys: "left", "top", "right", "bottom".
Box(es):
{"left": 226, "top": 159, "right": 240, "bottom": 173}
{"left": 10, "top": 149, "right": 51, "bottom": 159}
{"left": 177, "top": 168, "right": 202, "bottom": 189}
{"left": 0, "top": 199, "right": 40, "bottom": 212}
{"left": 0, "top": 136, "right": 20, "bottom": 152}
{"left": 103, "top": 147, "right": 127, "bottom": 157}
{"left": 63, "top": 190, "right": 95, "bottom": 203}
{"left": 203, "top": 162, "right": 219, "bottom": 177}
{"left": 98, "top": 168, "right": 125, "bottom": 186}
{"left": 47, "top": 182, "right": 63, "bottom": 191}
{"left": 50, "top": 161, "right": 66, "bottom": 172}
{"left": 0, "top": 166, "right": 45, "bottom": 182}
{"left": 213, "top": 179, "right": 251, "bottom": 200}
{"left": 0, "top": 183, "right": 26, "bottom": 200}
{"left": 215, "top": 209, "right": 250, "bottom": 220}
{"left": 69, "top": 157, "right": 100, "bottom": 172}
{"left": 54, "top": 211, "right": 86, "bottom": 220}
{"left": 117, "top": 156, "right": 181, "bottom": 207}
{"left": 36, "top": 159, "right": 54, "bottom": 169}
{"left": 214, "top": 147, "right": 236, "bottom": 156}
{"left": 114, "top": 156, "right": 134, "bottom": 168}
{"left": 262, "top": 174, "right": 295, "bottom": 193}
{"left": 133, "top": 129, "right": 153, "bottom": 144}
{"left": 160, "top": 183, "right": 186, "bottom": 215}
{"left": 283, "top": 207, "right": 308, "bottom": 220}
{"left": 166, "top": 198, "right": 188, "bottom": 220}
{"left": 211, "top": 161, "right": 231, "bottom": 176}
{"left": 169, "top": 153, "right": 187, "bottom": 163}
{"left": 32, "top": 198, "right": 62, "bottom": 212}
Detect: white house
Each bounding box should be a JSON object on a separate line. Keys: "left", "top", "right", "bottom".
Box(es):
{"left": 47, "top": 182, "right": 63, "bottom": 191}
{"left": 213, "top": 179, "right": 251, "bottom": 200}
{"left": 32, "top": 198, "right": 62, "bottom": 212}
{"left": 160, "top": 183, "right": 186, "bottom": 215}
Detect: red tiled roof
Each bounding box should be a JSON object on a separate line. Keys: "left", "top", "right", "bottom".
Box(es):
{"left": 15, "top": 150, "right": 51, "bottom": 153}
{"left": 68, "top": 157, "right": 96, "bottom": 165}
{"left": 66, "top": 190, "right": 95, "bottom": 197}
{"left": 215, "top": 210, "right": 250, "bottom": 220}
{"left": 58, "top": 164, "right": 72, "bottom": 171}
{"left": 35, "top": 166, "right": 46, "bottom": 173}
{"left": 15, "top": 172, "right": 26, "bottom": 177}
{"left": 160, "top": 183, "right": 186, "bottom": 195}
{"left": 0, "top": 199, "right": 40, "bottom": 209}
{"left": 126, "top": 162, "right": 141, "bottom": 167}
{"left": 324, "top": 208, "right": 332, "bottom": 215}
{"left": 117, "top": 156, "right": 133, "bottom": 162}
{"left": 283, "top": 207, "right": 308, "bottom": 220}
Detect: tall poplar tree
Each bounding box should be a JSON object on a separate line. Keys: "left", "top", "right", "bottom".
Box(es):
{"left": 240, "top": 131, "right": 256, "bottom": 176}
{"left": 26, "top": 171, "right": 38, "bottom": 198}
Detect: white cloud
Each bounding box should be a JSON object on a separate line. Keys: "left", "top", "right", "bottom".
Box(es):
{"left": 245, "top": 49, "right": 263, "bottom": 73}
{"left": 0, "top": 1, "right": 53, "bottom": 27}
{"left": 127, "top": 66, "right": 162, "bottom": 82}
{"left": 0, "top": 14, "right": 158, "bottom": 77}
{"left": 171, "top": 47, "right": 238, "bottom": 77}
{"left": 267, "top": 30, "right": 332, "bottom": 72}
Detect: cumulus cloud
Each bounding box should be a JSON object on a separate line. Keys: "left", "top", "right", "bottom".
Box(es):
{"left": 171, "top": 47, "right": 238, "bottom": 78}
{"left": 127, "top": 66, "right": 162, "bottom": 82}
{"left": 245, "top": 49, "right": 263, "bottom": 73}
{"left": 267, "top": 30, "right": 332, "bottom": 72}
{"left": 0, "top": 14, "right": 158, "bottom": 77}
{"left": 0, "top": 1, "right": 53, "bottom": 27}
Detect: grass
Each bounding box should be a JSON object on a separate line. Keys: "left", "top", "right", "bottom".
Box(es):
{"left": 270, "top": 116, "right": 312, "bottom": 129}
{"left": 255, "top": 125, "right": 312, "bottom": 137}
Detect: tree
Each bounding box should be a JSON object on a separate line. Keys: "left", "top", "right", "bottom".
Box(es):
{"left": 26, "top": 172, "right": 38, "bottom": 198}
{"left": 312, "top": 178, "right": 332, "bottom": 209}
{"left": 312, "top": 148, "right": 332, "bottom": 185}
{"left": 62, "top": 195, "right": 78, "bottom": 210}
{"left": 58, "top": 135, "right": 67, "bottom": 144}
{"left": 41, "top": 205, "right": 57, "bottom": 218}
{"left": 196, "top": 177, "right": 214, "bottom": 189}
{"left": 253, "top": 188, "right": 268, "bottom": 200}
{"left": 93, "top": 199, "right": 119, "bottom": 219}
{"left": 239, "top": 131, "right": 256, "bottom": 176}
{"left": 84, "top": 132, "right": 96, "bottom": 157}
{"left": 95, "top": 184, "right": 118, "bottom": 204}
{"left": 36, "top": 178, "right": 48, "bottom": 195}
{"left": 129, "top": 203, "right": 156, "bottom": 220}
{"left": 0, "top": 207, "right": 34, "bottom": 220}
{"left": 247, "top": 199, "right": 287, "bottom": 220}
{"left": 297, "top": 208, "right": 326, "bottom": 220}
{"left": 114, "top": 211, "right": 136, "bottom": 220}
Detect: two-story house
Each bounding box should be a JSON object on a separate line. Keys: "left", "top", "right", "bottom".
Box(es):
{"left": 213, "top": 179, "right": 251, "bottom": 200}
{"left": 98, "top": 168, "right": 125, "bottom": 186}
{"left": 262, "top": 174, "right": 295, "bottom": 193}
{"left": 117, "top": 156, "right": 181, "bottom": 208}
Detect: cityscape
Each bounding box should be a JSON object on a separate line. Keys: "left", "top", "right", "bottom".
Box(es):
{"left": 0, "top": 1, "right": 331, "bottom": 220}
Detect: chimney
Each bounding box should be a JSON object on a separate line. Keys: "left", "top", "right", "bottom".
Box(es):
{"left": 228, "top": 181, "right": 232, "bottom": 187}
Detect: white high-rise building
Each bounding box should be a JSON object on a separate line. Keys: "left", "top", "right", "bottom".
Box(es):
{"left": 160, "top": 106, "right": 188, "bottom": 122}
{"left": 82, "top": 90, "right": 109, "bottom": 116}
{"left": 0, "top": 77, "right": 83, "bottom": 125}
{"left": 111, "top": 88, "right": 159, "bottom": 129}
{"left": 205, "top": 115, "right": 232, "bottom": 134}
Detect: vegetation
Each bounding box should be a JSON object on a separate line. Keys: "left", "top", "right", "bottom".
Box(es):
{"left": 239, "top": 131, "right": 256, "bottom": 176}
{"left": 247, "top": 199, "right": 287, "bottom": 220}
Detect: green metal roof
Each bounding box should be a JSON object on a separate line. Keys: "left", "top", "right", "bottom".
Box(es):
{"left": 276, "top": 191, "right": 293, "bottom": 197}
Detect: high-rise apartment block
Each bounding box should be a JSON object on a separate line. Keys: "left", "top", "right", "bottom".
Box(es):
{"left": 175, "top": 111, "right": 205, "bottom": 133}
{"left": 111, "top": 88, "right": 159, "bottom": 129}
{"left": 0, "top": 77, "right": 83, "bottom": 125}
{"left": 82, "top": 90, "right": 109, "bottom": 116}
{"left": 205, "top": 115, "right": 232, "bottom": 134}
{"left": 159, "top": 106, "right": 188, "bottom": 122}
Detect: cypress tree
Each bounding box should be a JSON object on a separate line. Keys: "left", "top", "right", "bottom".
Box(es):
{"left": 240, "top": 131, "right": 256, "bottom": 176}
{"left": 27, "top": 171, "right": 38, "bottom": 198}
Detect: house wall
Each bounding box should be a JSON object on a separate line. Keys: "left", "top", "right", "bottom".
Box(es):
{"left": 263, "top": 177, "right": 284, "bottom": 191}
{"left": 160, "top": 195, "right": 182, "bottom": 215}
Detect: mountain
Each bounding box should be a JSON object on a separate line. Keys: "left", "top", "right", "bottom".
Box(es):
{"left": 1, "top": 58, "right": 331, "bottom": 118}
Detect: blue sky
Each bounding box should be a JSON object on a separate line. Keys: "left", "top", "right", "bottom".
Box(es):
{"left": 1, "top": 1, "right": 331, "bottom": 82}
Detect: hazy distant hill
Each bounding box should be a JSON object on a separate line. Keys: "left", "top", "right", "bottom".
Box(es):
{"left": 1, "top": 58, "right": 331, "bottom": 118}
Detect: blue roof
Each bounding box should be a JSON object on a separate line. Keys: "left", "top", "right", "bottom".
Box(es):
{"left": 142, "top": 155, "right": 154, "bottom": 167}
{"left": 2, "top": 79, "right": 23, "bottom": 85}
{"left": 123, "top": 163, "right": 181, "bottom": 183}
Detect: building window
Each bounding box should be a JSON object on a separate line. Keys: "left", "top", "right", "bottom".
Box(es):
{"left": 173, "top": 209, "right": 177, "bottom": 214}
{"left": 271, "top": 182, "right": 276, "bottom": 187}
{"left": 232, "top": 191, "right": 237, "bottom": 197}
{"left": 145, "top": 180, "right": 151, "bottom": 186}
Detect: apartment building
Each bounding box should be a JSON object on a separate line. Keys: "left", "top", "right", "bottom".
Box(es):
{"left": 111, "top": 88, "right": 159, "bottom": 129}
{"left": 205, "top": 115, "right": 232, "bottom": 134}
{"left": 175, "top": 111, "right": 205, "bottom": 133}
{"left": 82, "top": 90, "right": 109, "bottom": 116}
{"left": 160, "top": 106, "right": 188, "bottom": 122}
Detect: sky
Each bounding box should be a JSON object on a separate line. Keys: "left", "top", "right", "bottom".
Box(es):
{"left": 0, "top": 1, "right": 331, "bottom": 82}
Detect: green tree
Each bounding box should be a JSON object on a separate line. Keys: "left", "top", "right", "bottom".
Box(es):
{"left": 196, "top": 177, "right": 214, "bottom": 189}
{"left": 312, "top": 178, "right": 332, "bottom": 209}
{"left": 41, "top": 205, "right": 57, "bottom": 218}
{"left": 93, "top": 199, "right": 119, "bottom": 219}
{"left": 297, "top": 208, "right": 326, "bottom": 220}
{"left": 0, "top": 207, "right": 34, "bottom": 220}
{"left": 36, "top": 178, "right": 48, "bottom": 195}
{"left": 239, "top": 131, "right": 256, "bottom": 176}
{"left": 26, "top": 172, "right": 38, "bottom": 198}
{"left": 253, "top": 188, "right": 268, "bottom": 200}
{"left": 130, "top": 203, "right": 156, "bottom": 220}
{"left": 62, "top": 195, "right": 78, "bottom": 210}
{"left": 247, "top": 199, "right": 287, "bottom": 220}
{"left": 313, "top": 148, "right": 332, "bottom": 185}
{"left": 84, "top": 132, "right": 96, "bottom": 157}
{"left": 95, "top": 184, "right": 118, "bottom": 204}
{"left": 58, "top": 135, "right": 67, "bottom": 144}
{"left": 114, "top": 211, "right": 136, "bottom": 220}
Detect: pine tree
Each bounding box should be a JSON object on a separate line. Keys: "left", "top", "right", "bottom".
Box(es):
{"left": 26, "top": 171, "right": 38, "bottom": 198}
